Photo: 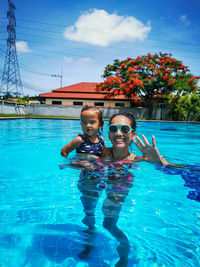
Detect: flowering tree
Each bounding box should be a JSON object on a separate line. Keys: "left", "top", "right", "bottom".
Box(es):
{"left": 96, "top": 52, "right": 198, "bottom": 118}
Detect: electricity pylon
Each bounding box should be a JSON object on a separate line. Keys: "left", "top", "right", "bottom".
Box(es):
{"left": 0, "top": 0, "right": 23, "bottom": 97}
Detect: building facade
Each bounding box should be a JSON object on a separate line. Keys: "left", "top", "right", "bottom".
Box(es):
{"left": 39, "top": 82, "right": 131, "bottom": 108}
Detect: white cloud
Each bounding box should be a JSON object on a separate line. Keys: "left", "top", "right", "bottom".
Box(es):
{"left": 16, "top": 41, "right": 31, "bottom": 53}
{"left": 63, "top": 56, "right": 92, "bottom": 64}
{"left": 78, "top": 57, "right": 92, "bottom": 63}
{"left": 63, "top": 56, "right": 73, "bottom": 63}
{"left": 179, "top": 15, "right": 190, "bottom": 26}
{"left": 63, "top": 9, "right": 151, "bottom": 46}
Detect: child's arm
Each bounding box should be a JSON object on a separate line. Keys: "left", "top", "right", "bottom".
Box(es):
{"left": 61, "top": 136, "right": 82, "bottom": 157}
{"left": 100, "top": 147, "right": 113, "bottom": 163}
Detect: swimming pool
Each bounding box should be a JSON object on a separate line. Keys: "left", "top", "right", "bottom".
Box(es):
{"left": 0, "top": 119, "right": 200, "bottom": 266}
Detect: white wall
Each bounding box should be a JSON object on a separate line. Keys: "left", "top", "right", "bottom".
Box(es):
{"left": 0, "top": 101, "right": 26, "bottom": 115}
{"left": 0, "top": 100, "right": 169, "bottom": 120}
{"left": 45, "top": 98, "right": 131, "bottom": 108}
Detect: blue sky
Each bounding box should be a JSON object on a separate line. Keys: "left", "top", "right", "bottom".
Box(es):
{"left": 0, "top": 0, "right": 199, "bottom": 96}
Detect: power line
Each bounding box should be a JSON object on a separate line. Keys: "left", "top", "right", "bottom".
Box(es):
{"left": 16, "top": 18, "right": 67, "bottom": 28}
{"left": 0, "top": 47, "right": 52, "bottom": 76}
{"left": 2, "top": 15, "right": 200, "bottom": 52}
{"left": 14, "top": 17, "right": 200, "bottom": 48}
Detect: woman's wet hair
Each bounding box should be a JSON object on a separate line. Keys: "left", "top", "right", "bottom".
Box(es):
{"left": 81, "top": 105, "right": 104, "bottom": 132}
{"left": 109, "top": 112, "right": 136, "bottom": 131}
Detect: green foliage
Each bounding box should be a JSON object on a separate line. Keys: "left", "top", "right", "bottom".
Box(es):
{"left": 97, "top": 52, "right": 199, "bottom": 119}
{"left": 168, "top": 93, "right": 200, "bottom": 121}
{"left": 97, "top": 52, "right": 191, "bottom": 100}
{"left": 1, "top": 93, "right": 13, "bottom": 100}
{"left": 1, "top": 94, "right": 34, "bottom": 104}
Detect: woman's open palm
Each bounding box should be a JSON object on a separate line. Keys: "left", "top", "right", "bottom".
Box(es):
{"left": 133, "top": 135, "right": 168, "bottom": 164}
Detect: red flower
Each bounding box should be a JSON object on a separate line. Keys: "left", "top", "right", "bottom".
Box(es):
{"left": 168, "top": 79, "right": 175, "bottom": 85}
{"left": 162, "top": 75, "right": 169, "bottom": 80}
{"left": 128, "top": 67, "right": 134, "bottom": 72}
{"left": 188, "top": 76, "right": 200, "bottom": 83}
{"left": 179, "top": 65, "right": 185, "bottom": 69}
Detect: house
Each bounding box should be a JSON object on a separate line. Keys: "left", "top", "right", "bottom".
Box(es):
{"left": 39, "top": 82, "right": 131, "bottom": 108}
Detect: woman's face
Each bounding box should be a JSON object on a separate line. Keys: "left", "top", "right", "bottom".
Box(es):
{"left": 109, "top": 115, "right": 136, "bottom": 150}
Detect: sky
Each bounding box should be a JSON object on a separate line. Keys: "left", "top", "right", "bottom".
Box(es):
{"left": 0, "top": 0, "right": 199, "bottom": 96}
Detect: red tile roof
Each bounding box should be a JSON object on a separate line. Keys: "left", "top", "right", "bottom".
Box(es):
{"left": 52, "top": 82, "right": 98, "bottom": 93}
{"left": 39, "top": 92, "right": 128, "bottom": 100}
{"left": 40, "top": 82, "right": 129, "bottom": 101}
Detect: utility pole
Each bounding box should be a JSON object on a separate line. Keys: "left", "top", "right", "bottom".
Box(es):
{"left": 51, "top": 74, "right": 63, "bottom": 88}
{"left": 0, "top": 0, "right": 23, "bottom": 97}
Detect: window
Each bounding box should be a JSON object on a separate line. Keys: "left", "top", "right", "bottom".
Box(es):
{"left": 94, "top": 102, "right": 104, "bottom": 106}
{"left": 52, "top": 101, "right": 62, "bottom": 105}
{"left": 115, "top": 103, "right": 125, "bottom": 107}
{"left": 73, "top": 101, "right": 83, "bottom": 106}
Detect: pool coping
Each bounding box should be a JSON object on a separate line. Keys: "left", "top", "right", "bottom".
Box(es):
{"left": 0, "top": 116, "right": 200, "bottom": 123}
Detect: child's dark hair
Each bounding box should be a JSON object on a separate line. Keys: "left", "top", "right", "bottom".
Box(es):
{"left": 109, "top": 112, "right": 136, "bottom": 131}
{"left": 81, "top": 105, "right": 104, "bottom": 133}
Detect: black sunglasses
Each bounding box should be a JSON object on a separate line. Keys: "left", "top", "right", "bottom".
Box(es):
{"left": 109, "top": 124, "right": 135, "bottom": 135}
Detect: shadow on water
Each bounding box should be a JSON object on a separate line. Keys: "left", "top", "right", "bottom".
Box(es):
{"left": 0, "top": 222, "right": 137, "bottom": 266}
{"left": 22, "top": 223, "right": 112, "bottom": 266}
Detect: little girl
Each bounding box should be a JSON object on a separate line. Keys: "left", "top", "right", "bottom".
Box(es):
{"left": 61, "top": 106, "right": 105, "bottom": 159}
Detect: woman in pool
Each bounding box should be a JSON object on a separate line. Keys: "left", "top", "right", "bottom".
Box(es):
{"left": 77, "top": 111, "right": 183, "bottom": 265}
{"left": 101, "top": 111, "right": 171, "bottom": 165}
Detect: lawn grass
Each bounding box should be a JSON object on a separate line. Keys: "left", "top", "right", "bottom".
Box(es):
{"left": 0, "top": 114, "right": 26, "bottom": 118}
{"left": 0, "top": 114, "right": 158, "bottom": 121}
{"left": 0, "top": 113, "right": 112, "bottom": 120}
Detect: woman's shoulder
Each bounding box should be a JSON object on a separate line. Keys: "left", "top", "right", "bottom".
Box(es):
{"left": 127, "top": 152, "right": 137, "bottom": 161}
{"left": 101, "top": 147, "right": 113, "bottom": 157}
{"left": 132, "top": 155, "right": 143, "bottom": 162}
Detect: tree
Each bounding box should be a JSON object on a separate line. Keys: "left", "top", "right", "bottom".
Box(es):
{"left": 2, "top": 93, "right": 13, "bottom": 100}
{"left": 167, "top": 75, "right": 200, "bottom": 121}
{"left": 96, "top": 52, "right": 195, "bottom": 119}
{"left": 168, "top": 93, "right": 200, "bottom": 121}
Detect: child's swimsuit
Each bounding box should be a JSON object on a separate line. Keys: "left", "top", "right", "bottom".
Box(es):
{"left": 76, "top": 134, "right": 104, "bottom": 157}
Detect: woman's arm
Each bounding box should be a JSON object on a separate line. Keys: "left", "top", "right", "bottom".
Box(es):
{"left": 134, "top": 135, "right": 185, "bottom": 167}
{"left": 61, "top": 136, "right": 82, "bottom": 157}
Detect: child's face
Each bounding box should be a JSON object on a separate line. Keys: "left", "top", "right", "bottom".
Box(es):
{"left": 81, "top": 110, "right": 101, "bottom": 137}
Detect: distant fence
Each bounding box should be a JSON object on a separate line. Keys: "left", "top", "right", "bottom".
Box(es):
{"left": 0, "top": 100, "right": 169, "bottom": 120}
{"left": 0, "top": 100, "right": 27, "bottom": 115}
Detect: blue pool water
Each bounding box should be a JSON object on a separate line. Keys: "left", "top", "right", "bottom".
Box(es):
{"left": 0, "top": 119, "right": 200, "bottom": 267}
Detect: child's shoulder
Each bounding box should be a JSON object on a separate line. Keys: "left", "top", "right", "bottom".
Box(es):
{"left": 98, "top": 135, "right": 105, "bottom": 144}
{"left": 73, "top": 134, "right": 83, "bottom": 144}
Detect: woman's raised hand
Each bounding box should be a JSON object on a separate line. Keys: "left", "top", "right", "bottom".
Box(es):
{"left": 133, "top": 135, "right": 169, "bottom": 165}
